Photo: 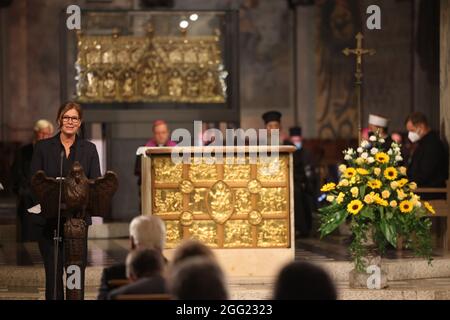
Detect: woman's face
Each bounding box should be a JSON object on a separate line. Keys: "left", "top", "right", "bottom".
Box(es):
{"left": 60, "top": 108, "right": 81, "bottom": 136}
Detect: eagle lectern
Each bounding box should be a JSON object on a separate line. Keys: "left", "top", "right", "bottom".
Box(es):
{"left": 31, "top": 162, "right": 118, "bottom": 300}
{"left": 140, "top": 146, "right": 296, "bottom": 277}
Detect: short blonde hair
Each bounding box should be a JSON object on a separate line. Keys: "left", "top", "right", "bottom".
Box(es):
{"left": 129, "top": 215, "right": 166, "bottom": 250}
{"left": 33, "top": 119, "right": 54, "bottom": 133}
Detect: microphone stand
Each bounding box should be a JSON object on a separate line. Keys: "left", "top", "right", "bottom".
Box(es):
{"left": 53, "top": 150, "right": 64, "bottom": 300}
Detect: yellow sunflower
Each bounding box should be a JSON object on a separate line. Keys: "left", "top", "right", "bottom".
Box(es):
{"left": 356, "top": 168, "right": 369, "bottom": 175}
{"left": 423, "top": 201, "right": 435, "bottom": 215}
{"left": 384, "top": 167, "right": 398, "bottom": 181}
{"left": 397, "top": 178, "right": 409, "bottom": 188}
{"left": 399, "top": 200, "right": 413, "bottom": 213}
{"left": 374, "top": 194, "right": 388, "bottom": 207}
{"left": 321, "top": 183, "right": 336, "bottom": 192}
{"left": 375, "top": 152, "right": 390, "bottom": 164}
{"left": 367, "top": 179, "right": 382, "bottom": 189}
{"left": 347, "top": 200, "right": 364, "bottom": 215}
{"left": 343, "top": 168, "right": 357, "bottom": 179}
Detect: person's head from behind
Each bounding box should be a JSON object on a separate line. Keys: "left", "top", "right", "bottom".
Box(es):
{"left": 34, "top": 119, "right": 54, "bottom": 141}
{"left": 170, "top": 257, "right": 228, "bottom": 300}
{"left": 274, "top": 262, "right": 337, "bottom": 300}
{"left": 152, "top": 120, "right": 170, "bottom": 146}
{"left": 405, "top": 112, "right": 430, "bottom": 143}
{"left": 368, "top": 114, "right": 389, "bottom": 137}
{"left": 171, "top": 239, "right": 216, "bottom": 268}
{"left": 57, "top": 102, "right": 83, "bottom": 137}
{"left": 129, "top": 215, "right": 166, "bottom": 252}
{"left": 126, "top": 248, "right": 164, "bottom": 282}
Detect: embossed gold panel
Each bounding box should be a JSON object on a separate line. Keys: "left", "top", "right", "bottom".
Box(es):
{"left": 147, "top": 151, "right": 292, "bottom": 249}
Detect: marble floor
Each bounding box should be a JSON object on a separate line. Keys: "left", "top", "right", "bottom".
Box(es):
{"left": 1, "top": 236, "right": 450, "bottom": 300}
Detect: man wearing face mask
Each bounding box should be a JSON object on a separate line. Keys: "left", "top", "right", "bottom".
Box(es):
{"left": 284, "top": 127, "right": 317, "bottom": 238}
{"left": 405, "top": 112, "right": 448, "bottom": 200}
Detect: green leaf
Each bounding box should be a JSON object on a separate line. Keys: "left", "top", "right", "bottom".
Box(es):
{"left": 380, "top": 218, "right": 397, "bottom": 247}
{"left": 318, "top": 203, "right": 341, "bottom": 214}
{"left": 319, "top": 210, "right": 348, "bottom": 238}
{"left": 359, "top": 185, "right": 367, "bottom": 198}
{"left": 360, "top": 207, "right": 375, "bottom": 220}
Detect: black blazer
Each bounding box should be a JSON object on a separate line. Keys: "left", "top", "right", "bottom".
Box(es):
{"left": 97, "top": 263, "right": 127, "bottom": 300}
{"left": 31, "top": 133, "right": 101, "bottom": 180}
{"left": 30, "top": 133, "right": 101, "bottom": 224}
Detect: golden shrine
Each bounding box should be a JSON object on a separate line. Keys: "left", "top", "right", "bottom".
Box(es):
{"left": 74, "top": 27, "right": 227, "bottom": 104}
{"left": 140, "top": 146, "right": 296, "bottom": 277}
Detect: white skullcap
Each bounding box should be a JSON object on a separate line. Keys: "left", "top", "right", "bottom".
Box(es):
{"left": 368, "top": 114, "right": 389, "bottom": 128}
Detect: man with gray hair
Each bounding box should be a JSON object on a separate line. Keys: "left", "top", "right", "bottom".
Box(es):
{"left": 97, "top": 215, "right": 166, "bottom": 299}
{"left": 12, "top": 119, "right": 54, "bottom": 242}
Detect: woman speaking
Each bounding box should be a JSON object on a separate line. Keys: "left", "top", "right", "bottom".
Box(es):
{"left": 31, "top": 102, "right": 100, "bottom": 300}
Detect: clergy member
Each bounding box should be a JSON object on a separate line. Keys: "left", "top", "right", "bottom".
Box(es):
{"left": 368, "top": 113, "right": 393, "bottom": 150}
{"left": 405, "top": 112, "right": 448, "bottom": 199}
{"left": 261, "top": 110, "right": 287, "bottom": 145}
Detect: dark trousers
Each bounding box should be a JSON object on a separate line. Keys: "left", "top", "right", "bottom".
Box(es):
{"left": 38, "top": 218, "right": 88, "bottom": 300}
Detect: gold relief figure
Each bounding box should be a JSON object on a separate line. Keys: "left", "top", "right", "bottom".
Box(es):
{"left": 189, "top": 162, "right": 217, "bottom": 182}
{"left": 167, "top": 70, "right": 184, "bottom": 98}
{"left": 198, "top": 49, "right": 210, "bottom": 64}
{"left": 117, "top": 50, "right": 130, "bottom": 65}
{"left": 223, "top": 160, "right": 250, "bottom": 181}
{"left": 179, "top": 180, "right": 194, "bottom": 194}
{"left": 86, "top": 50, "right": 101, "bottom": 65}
{"left": 86, "top": 71, "right": 100, "bottom": 98}
{"left": 168, "top": 48, "right": 183, "bottom": 64}
{"left": 180, "top": 211, "right": 194, "bottom": 226}
{"left": 257, "top": 220, "right": 288, "bottom": 247}
{"left": 102, "top": 49, "right": 115, "bottom": 64}
{"left": 201, "top": 71, "right": 217, "bottom": 97}
{"left": 188, "top": 221, "right": 218, "bottom": 247}
{"left": 257, "top": 156, "right": 288, "bottom": 182}
{"left": 248, "top": 210, "right": 263, "bottom": 226}
{"left": 188, "top": 188, "right": 208, "bottom": 214}
{"left": 141, "top": 67, "right": 160, "bottom": 97}
{"left": 121, "top": 71, "right": 135, "bottom": 97}
{"left": 131, "top": 48, "right": 144, "bottom": 64}
{"left": 224, "top": 220, "right": 253, "bottom": 248}
{"left": 186, "top": 70, "right": 200, "bottom": 97}
{"left": 154, "top": 189, "right": 183, "bottom": 214}
{"left": 103, "top": 72, "right": 117, "bottom": 98}
{"left": 257, "top": 188, "right": 287, "bottom": 214}
{"left": 234, "top": 189, "right": 252, "bottom": 215}
{"left": 184, "top": 48, "right": 197, "bottom": 64}
{"left": 247, "top": 179, "right": 262, "bottom": 194}
{"left": 153, "top": 157, "right": 183, "bottom": 183}
{"left": 207, "top": 181, "right": 234, "bottom": 224}
{"left": 164, "top": 221, "right": 182, "bottom": 248}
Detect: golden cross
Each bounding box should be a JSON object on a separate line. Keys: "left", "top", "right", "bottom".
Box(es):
{"left": 342, "top": 32, "right": 376, "bottom": 143}
{"left": 342, "top": 32, "right": 376, "bottom": 84}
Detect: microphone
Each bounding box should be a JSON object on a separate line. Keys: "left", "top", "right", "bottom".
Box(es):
{"left": 53, "top": 149, "right": 65, "bottom": 300}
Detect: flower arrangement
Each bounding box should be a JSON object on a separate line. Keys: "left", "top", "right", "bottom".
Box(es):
{"left": 318, "top": 133, "right": 434, "bottom": 271}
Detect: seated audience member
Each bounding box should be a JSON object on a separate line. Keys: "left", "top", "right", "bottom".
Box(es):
{"left": 273, "top": 262, "right": 337, "bottom": 300}
{"left": 171, "top": 239, "right": 216, "bottom": 267}
{"left": 170, "top": 257, "right": 228, "bottom": 300}
{"left": 108, "top": 249, "right": 167, "bottom": 300}
{"left": 97, "top": 215, "right": 166, "bottom": 300}
{"left": 405, "top": 112, "right": 449, "bottom": 199}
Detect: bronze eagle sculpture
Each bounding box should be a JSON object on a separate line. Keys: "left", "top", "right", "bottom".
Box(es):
{"left": 31, "top": 161, "right": 118, "bottom": 218}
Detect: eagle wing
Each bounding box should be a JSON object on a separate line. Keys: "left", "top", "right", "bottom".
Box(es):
{"left": 87, "top": 171, "right": 118, "bottom": 217}
{"left": 30, "top": 170, "right": 61, "bottom": 218}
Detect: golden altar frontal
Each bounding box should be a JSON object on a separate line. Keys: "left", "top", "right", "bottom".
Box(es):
{"left": 141, "top": 146, "right": 296, "bottom": 277}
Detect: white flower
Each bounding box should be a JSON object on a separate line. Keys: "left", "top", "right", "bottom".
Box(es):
{"left": 369, "top": 135, "right": 377, "bottom": 142}
{"left": 361, "top": 140, "right": 370, "bottom": 148}
{"left": 370, "top": 147, "right": 378, "bottom": 155}
{"left": 379, "top": 138, "right": 385, "bottom": 144}
{"left": 367, "top": 157, "right": 375, "bottom": 164}
{"left": 361, "top": 152, "right": 369, "bottom": 159}
{"left": 344, "top": 154, "right": 352, "bottom": 161}
{"left": 395, "top": 155, "right": 403, "bottom": 162}
{"left": 338, "top": 164, "right": 347, "bottom": 173}
{"left": 357, "top": 147, "right": 363, "bottom": 153}
{"left": 387, "top": 150, "right": 393, "bottom": 155}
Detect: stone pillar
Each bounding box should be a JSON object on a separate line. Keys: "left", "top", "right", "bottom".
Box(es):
{"left": 441, "top": 0, "right": 450, "bottom": 175}
{"left": 296, "top": 5, "right": 316, "bottom": 138}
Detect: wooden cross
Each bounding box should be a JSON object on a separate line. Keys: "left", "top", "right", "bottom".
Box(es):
{"left": 342, "top": 32, "right": 376, "bottom": 143}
